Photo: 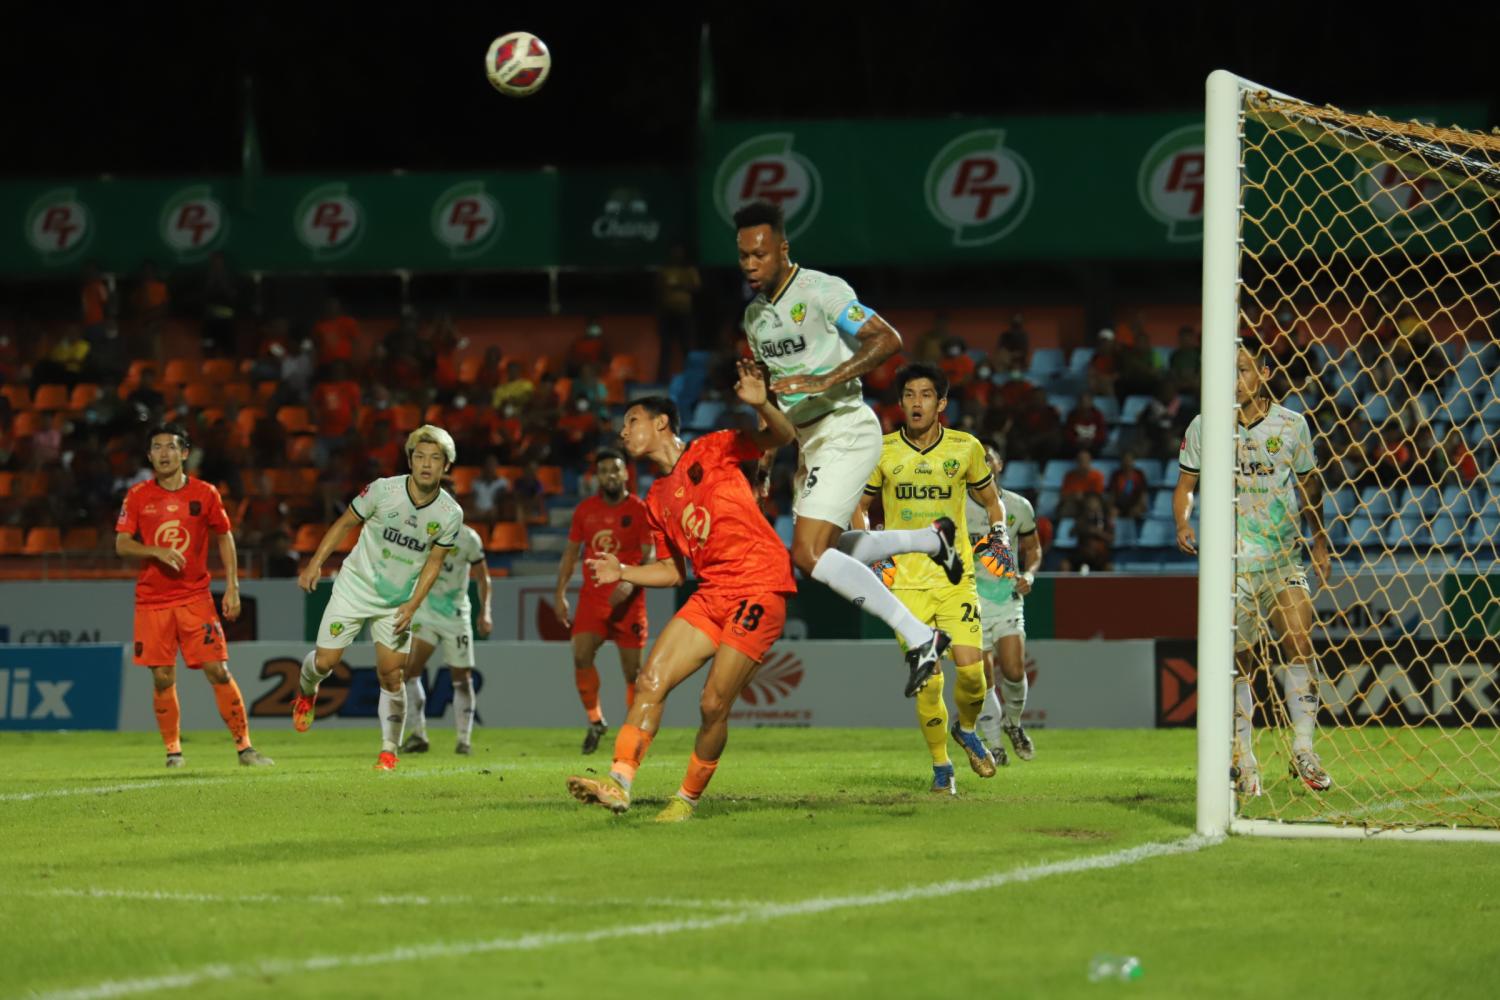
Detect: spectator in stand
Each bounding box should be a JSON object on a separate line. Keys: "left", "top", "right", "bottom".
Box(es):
{"left": 201, "top": 252, "right": 239, "bottom": 357}
{"left": 939, "top": 337, "right": 976, "bottom": 396}
{"left": 0, "top": 330, "right": 20, "bottom": 385}
{"left": 1370, "top": 418, "right": 1412, "bottom": 489}
{"left": 364, "top": 419, "right": 402, "bottom": 478}
{"left": 1064, "top": 390, "right": 1109, "bottom": 454}
{"left": 80, "top": 261, "right": 111, "bottom": 342}
{"left": 997, "top": 313, "right": 1030, "bottom": 371}
{"left": 1087, "top": 328, "right": 1119, "bottom": 399}
{"left": 529, "top": 372, "right": 562, "bottom": 422}
{"left": 1440, "top": 427, "right": 1478, "bottom": 486}
{"left": 262, "top": 531, "right": 300, "bottom": 578}
{"left": 1108, "top": 451, "right": 1150, "bottom": 523}
{"left": 249, "top": 412, "right": 287, "bottom": 469}
{"left": 656, "top": 244, "right": 701, "bottom": 381}
{"left": 492, "top": 360, "right": 534, "bottom": 409}
{"left": 277, "top": 339, "right": 317, "bottom": 406}
{"left": 1409, "top": 423, "right": 1440, "bottom": 487}
{"left": 133, "top": 259, "right": 170, "bottom": 356}
{"left": 32, "top": 412, "right": 65, "bottom": 466}
{"left": 916, "top": 311, "right": 951, "bottom": 364}
{"left": 430, "top": 313, "right": 461, "bottom": 397}
{"left": 35, "top": 325, "right": 90, "bottom": 389}
{"left": 126, "top": 368, "right": 165, "bottom": 417}
{"left": 312, "top": 362, "right": 362, "bottom": 466}
{"left": 493, "top": 402, "right": 525, "bottom": 461}
{"left": 513, "top": 460, "right": 547, "bottom": 522}
{"left": 565, "top": 319, "right": 609, "bottom": 377}
{"left": 249, "top": 318, "right": 290, "bottom": 383}
{"left": 474, "top": 345, "right": 505, "bottom": 397}
{"left": 1169, "top": 326, "right": 1202, "bottom": 384}
{"left": 1010, "top": 386, "right": 1064, "bottom": 461}
{"left": 555, "top": 397, "right": 601, "bottom": 465}
{"left": 313, "top": 297, "right": 358, "bottom": 373}
{"left": 1137, "top": 381, "right": 1183, "bottom": 461}
{"left": 1061, "top": 506, "right": 1115, "bottom": 573}
{"left": 379, "top": 309, "right": 423, "bottom": 385}
{"left": 469, "top": 454, "right": 512, "bottom": 523}
{"left": 571, "top": 363, "right": 609, "bottom": 410}
{"left": 962, "top": 358, "right": 996, "bottom": 418}
{"left": 0, "top": 396, "right": 15, "bottom": 468}
{"left": 1059, "top": 449, "right": 1107, "bottom": 519}
{"left": 1116, "top": 322, "right": 1162, "bottom": 401}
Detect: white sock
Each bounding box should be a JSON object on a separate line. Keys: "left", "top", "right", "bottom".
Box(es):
{"left": 379, "top": 687, "right": 406, "bottom": 754}
{"left": 811, "top": 549, "right": 933, "bottom": 648}
{"left": 300, "top": 651, "right": 331, "bottom": 696}
{"left": 1282, "top": 662, "right": 1319, "bottom": 753}
{"left": 1234, "top": 675, "right": 1254, "bottom": 760}
{"left": 404, "top": 677, "right": 427, "bottom": 739}
{"left": 1000, "top": 675, "right": 1028, "bottom": 726}
{"left": 836, "top": 528, "right": 939, "bottom": 564}
{"left": 454, "top": 679, "right": 476, "bottom": 744}
{"left": 976, "top": 686, "right": 1004, "bottom": 746}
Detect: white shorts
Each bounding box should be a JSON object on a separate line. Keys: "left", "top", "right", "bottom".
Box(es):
{"left": 793, "top": 404, "right": 884, "bottom": 527}
{"left": 1235, "top": 561, "right": 1310, "bottom": 649}
{"left": 318, "top": 584, "right": 411, "bottom": 653}
{"left": 411, "top": 609, "right": 476, "bottom": 668}
{"left": 982, "top": 598, "right": 1026, "bottom": 646}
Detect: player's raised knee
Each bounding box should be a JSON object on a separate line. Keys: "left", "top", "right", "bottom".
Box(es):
{"left": 699, "top": 686, "right": 733, "bottom": 723}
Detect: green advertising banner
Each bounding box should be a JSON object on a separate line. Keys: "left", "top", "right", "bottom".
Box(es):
{"left": 697, "top": 106, "right": 1486, "bottom": 266}
{"left": 557, "top": 170, "right": 690, "bottom": 267}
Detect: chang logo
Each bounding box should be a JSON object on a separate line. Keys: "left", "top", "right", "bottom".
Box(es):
{"left": 924, "top": 129, "right": 1034, "bottom": 247}
{"left": 153, "top": 519, "right": 189, "bottom": 554}
{"left": 681, "top": 503, "right": 711, "bottom": 544}
{"left": 592, "top": 187, "right": 660, "bottom": 243}
{"left": 159, "top": 185, "right": 228, "bottom": 260}
{"left": 737, "top": 651, "right": 803, "bottom": 706}
{"left": 714, "top": 133, "right": 822, "bottom": 238}
{"left": 25, "top": 188, "right": 93, "bottom": 264}
{"left": 432, "top": 181, "right": 502, "bottom": 258}
{"left": 295, "top": 183, "right": 364, "bottom": 259}
{"left": 1138, "top": 125, "right": 1205, "bottom": 243}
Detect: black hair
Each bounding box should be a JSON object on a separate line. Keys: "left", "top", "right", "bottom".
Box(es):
{"left": 628, "top": 395, "right": 680, "bottom": 434}
{"left": 595, "top": 446, "right": 626, "bottom": 466}
{"left": 146, "top": 422, "right": 189, "bottom": 450}
{"left": 894, "top": 363, "right": 950, "bottom": 401}
{"left": 731, "top": 200, "right": 785, "bottom": 235}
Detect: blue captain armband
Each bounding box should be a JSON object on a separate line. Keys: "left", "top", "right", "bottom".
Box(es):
{"left": 834, "top": 301, "right": 877, "bottom": 336}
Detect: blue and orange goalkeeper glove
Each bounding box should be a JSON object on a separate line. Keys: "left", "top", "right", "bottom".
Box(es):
{"left": 973, "top": 521, "right": 1016, "bottom": 577}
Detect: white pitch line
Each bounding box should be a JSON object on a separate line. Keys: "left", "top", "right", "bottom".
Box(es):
{"left": 19, "top": 886, "right": 748, "bottom": 912}
{"left": 0, "top": 764, "right": 516, "bottom": 803}
{"left": 29, "top": 834, "right": 1221, "bottom": 1000}
{"left": 1345, "top": 787, "right": 1500, "bottom": 817}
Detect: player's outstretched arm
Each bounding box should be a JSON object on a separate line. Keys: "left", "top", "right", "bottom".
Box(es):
{"left": 298, "top": 506, "right": 363, "bottom": 592}
{"left": 1173, "top": 471, "right": 1199, "bottom": 554}
{"left": 115, "top": 532, "right": 186, "bottom": 572}
{"left": 588, "top": 552, "right": 685, "bottom": 590}
{"left": 394, "top": 544, "right": 453, "bottom": 634}
{"left": 734, "top": 358, "right": 796, "bottom": 450}
{"left": 770, "top": 313, "right": 901, "bottom": 398}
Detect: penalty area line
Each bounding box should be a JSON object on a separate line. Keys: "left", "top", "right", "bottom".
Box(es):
{"left": 30, "top": 834, "right": 1221, "bottom": 1000}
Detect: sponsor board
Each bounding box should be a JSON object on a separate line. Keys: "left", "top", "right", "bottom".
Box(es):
{"left": 0, "top": 580, "right": 299, "bottom": 645}
{"left": 0, "top": 645, "right": 122, "bottom": 731}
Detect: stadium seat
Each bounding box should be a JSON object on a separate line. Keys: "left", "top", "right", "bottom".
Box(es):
{"left": 1402, "top": 485, "right": 1442, "bottom": 517}
{"left": 390, "top": 404, "right": 422, "bottom": 431}
{"left": 272, "top": 468, "right": 318, "bottom": 497}
{"left": 0, "top": 471, "right": 13, "bottom": 498}
{"left": 457, "top": 356, "right": 486, "bottom": 384}
{"left": 1068, "top": 347, "right": 1094, "bottom": 374}
{"left": 16, "top": 472, "right": 49, "bottom": 498}
{"left": 689, "top": 400, "right": 726, "bottom": 430}
{"left": 275, "top": 406, "right": 312, "bottom": 434}
{"left": 1160, "top": 463, "right": 1180, "bottom": 489}
{"left": 255, "top": 381, "right": 279, "bottom": 405}
{"left": 608, "top": 354, "right": 641, "bottom": 381}
{"left": 125, "top": 360, "right": 158, "bottom": 384}
{"left": 220, "top": 382, "right": 252, "bottom": 407}
{"left": 1041, "top": 460, "right": 1070, "bottom": 491}
{"left": 31, "top": 384, "right": 69, "bottom": 411}
{"left": 292, "top": 524, "right": 322, "bottom": 554}
{"left": 201, "top": 359, "right": 238, "bottom": 383}
{"left": 68, "top": 383, "right": 100, "bottom": 411}
{"left": 1385, "top": 517, "right": 1429, "bottom": 549}
{"left": 1093, "top": 459, "right": 1119, "bottom": 482}
{"left": 1149, "top": 490, "right": 1175, "bottom": 520}
{"left": 1114, "top": 518, "right": 1139, "bottom": 547}
{"left": 1092, "top": 395, "right": 1120, "bottom": 424}
{"left": 1119, "top": 395, "right": 1153, "bottom": 425}
{"left": 0, "top": 526, "right": 23, "bottom": 554}
{"left": 163, "top": 359, "right": 197, "bottom": 386}
{"left": 489, "top": 522, "right": 529, "bottom": 552}
{"left": 1138, "top": 519, "right": 1176, "bottom": 548}
{"left": 62, "top": 527, "right": 99, "bottom": 552}
{"left": 1034, "top": 490, "right": 1060, "bottom": 519}
{"left": 1345, "top": 516, "right": 1381, "bottom": 549}
{"left": 497, "top": 465, "right": 525, "bottom": 483}
{"left": 1466, "top": 515, "right": 1500, "bottom": 550}
{"left": 1046, "top": 394, "right": 1075, "bottom": 418}
{"left": 774, "top": 515, "right": 794, "bottom": 548}
{"left": 183, "top": 382, "right": 218, "bottom": 408}
{"left": 536, "top": 466, "right": 564, "bottom": 495}
{"left": 285, "top": 435, "right": 318, "bottom": 465}
{"left": 22, "top": 527, "right": 62, "bottom": 555}
{"left": 1029, "top": 349, "right": 1065, "bottom": 381}
{"left": 1429, "top": 513, "right": 1464, "bottom": 549}
{"left": 603, "top": 374, "right": 627, "bottom": 405}
{"left": 0, "top": 384, "right": 32, "bottom": 410}
{"left": 1001, "top": 460, "right": 1039, "bottom": 492}
{"left": 1135, "top": 459, "right": 1164, "bottom": 487}
{"left": 450, "top": 466, "right": 481, "bottom": 496}
{"left": 1440, "top": 484, "right": 1480, "bottom": 520}
{"left": 1358, "top": 486, "right": 1393, "bottom": 523}
{"left": 1054, "top": 518, "right": 1078, "bottom": 549}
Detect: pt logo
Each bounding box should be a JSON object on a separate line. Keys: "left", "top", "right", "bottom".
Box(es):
{"left": 1360, "top": 163, "right": 1458, "bottom": 237}
{"left": 590, "top": 528, "right": 619, "bottom": 555}
{"left": 592, "top": 187, "right": 660, "bottom": 243}
{"left": 680, "top": 503, "right": 711, "bottom": 544}
{"left": 714, "top": 133, "right": 823, "bottom": 239}
{"left": 432, "top": 181, "right": 502, "bottom": 259}
{"left": 153, "top": 520, "right": 189, "bottom": 555}
{"left": 924, "top": 129, "right": 1034, "bottom": 247}
{"left": 159, "top": 186, "right": 228, "bottom": 260}
{"left": 1138, "top": 125, "right": 1205, "bottom": 243}
{"left": 295, "top": 183, "right": 365, "bottom": 259}
{"left": 25, "top": 188, "right": 93, "bottom": 264}
{"left": 738, "top": 651, "right": 803, "bottom": 706}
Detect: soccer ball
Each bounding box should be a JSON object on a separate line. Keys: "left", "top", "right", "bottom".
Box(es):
{"left": 485, "top": 32, "right": 551, "bottom": 97}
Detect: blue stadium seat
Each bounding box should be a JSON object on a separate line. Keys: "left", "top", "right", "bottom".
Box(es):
{"left": 774, "top": 515, "right": 794, "bottom": 548}
{"left": 1430, "top": 513, "right": 1464, "bottom": 549}
{"left": 1041, "top": 460, "right": 1071, "bottom": 491}
{"left": 1384, "top": 517, "right": 1429, "bottom": 550}
{"left": 1138, "top": 519, "right": 1176, "bottom": 548}
{"left": 1054, "top": 518, "right": 1078, "bottom": 549}
{"left": 1135, "top": 458, "right": 1164, "bottom": 487}
{"left": 1442, "top": 484, "right": 1481, "bottom": 519}
{"left": 1046, "top": 394, "right": 1075, "bottom": 418}
{"left": 1093, "top": 396, "right": 1120, "bottom": 424}
{"left": 1034, "top": 490, "right": 1060, "bottom": 519}
{"left": 1093, "top": 459, "right": 1119, "bottom": 482}
{"left": 1362, "top": 394, "right": 1391, "bottom": 427}
{"left": 1326, "top": 516, "right": 1350, "bottom": 550}
{"left": 1345, "top": 516, "right": 1381, "bottom": 549}
{"left": 1114, "top": 518, "right": 1140, "bottom": 547}
{"left": 684, "top": 350, "right": 714, "bottom": 374}
{"left": 1002, "top": 460, "right": 1040, "bottom": 492}
{"left": 1116, "top": 559, "right": 1163, "bottom": 573}
{"left": 1149, "top": 490, "right": 1175, "bottom": 520}
{"left": 1068, "top": 347, "right": 1095, "bottom": 374}
{"left": 1160, "top": 463, "right": 1181, "bottom": 488}
{"left": 1098, "top": 427, "right": 1124, "bottom": 458}
{"left": 1402, "top": 485, "right": 1441, "bottom": 517}
{"left": 1119, "top": 395, "right": 1153, "bottom": 425}
{"left": 1464, "top": 515, "right": 1500, "bottom": 549}
{"left": 688, "top": 400, "right": 725, "bottom": 430}
{"left": 1359, "top": 485, "right": 1394, "bottom": 522}
{"left": 1029, "top": 348, "right": 1065, "bottom": 380}
{"left": 1436, "top": 389, "right": 1480, "bottom": 427}
{"left": 1331, "top": 486, "right": 1361, "bottom": 522}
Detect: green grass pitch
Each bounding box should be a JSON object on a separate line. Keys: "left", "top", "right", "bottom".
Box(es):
{"left": 3, "top": 727, "right": 1497, "bottom": 999}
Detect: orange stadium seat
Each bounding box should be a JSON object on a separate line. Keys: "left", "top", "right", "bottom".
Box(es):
{"left": 221, "top": 382, "right": 252, "bottom": 407}
{"left": 62, "top": 527, "right": 99, "bottom": 552}
{"left": 449, "top": 466, "right": 481, "bottom": 496}
{"left": 0, "top": 527, "right": 23, "bottom": 554}
{"left": 424, "top": 403, "right": 445, "bottom": 425}
{"left": 126, "top": 360, "right": 158, "bottom": 384}
{"left": 293, "top": 524, "right": 323, "bottom": 554}
{"left": 255, "top": 381, "right": 279, "bottom": 404}
{"left": 607, "top": 354, "right": 640, "bottom": 381}
{"left": 18, "top": 472, "right": 50, "bottom": 498}
{"left": 68, "top": 383, "right": 100, "bottom": 411}
{"left": 489, "top": 522, "right": 528, "bottom": 552}
{"left": 0, "top": 384, "right": 32, "bottom": 410}
{"left": 163, "top": 359, "right": 197, "bottom": 386}
{"left": 0, "top": 472, "right": 13, "bottom": 498}
{"left": 276, "top": 406, "right": 312, "bottom": 434}
{"left": 603, "top": 374, "right": 626, "bottom": 405}
{"left": 272, "top": 468, "right": 318, "bottom": 497}
{"left": 11, "top": 412, "right": 43, "bottom": 438}
{"left": 286, "top": 435, "right": 318, "bottom": 465}
{"left": 390, "top": 404, "right": 422, "bottom": 432}
{"left": 536, "top": 466, "right": 564, "bottom": 495}
{"left": 530, "top": 357, "right": 552, "bottom": 380}
{"left": 457, "top": 356, "right": 485, "bottom": 383}
{"left": 553, "top": 377, "right": 573, "bottom": 403}
{"left": 496, "top": 465, "right": 524, "bottom": 483}
{"left": 32, "top": 384, "right": 69, "bottom": 411}
{"left": 201, "top": 359, "right": 237, "bottom": 383}
{"left": 183, "top": 381, "right": 218, "bottom": 408}
{"left": 22, "top": 527, "right": 63, "bottom": 555}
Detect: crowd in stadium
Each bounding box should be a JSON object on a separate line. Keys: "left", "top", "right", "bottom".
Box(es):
{"left": 1, "top": 255, "right": 1493, "bottom": 578}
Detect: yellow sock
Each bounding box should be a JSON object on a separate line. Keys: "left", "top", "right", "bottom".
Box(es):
{"left": 954, "top": 660, "right": 988, "bottom": 731}
{"left": 916, "top": 668, "right": 950, "bottom": 765}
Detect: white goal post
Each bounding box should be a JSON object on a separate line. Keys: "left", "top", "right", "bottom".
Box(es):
{"left": 1196, "top": 70, "right": 1500, "bottom": 842}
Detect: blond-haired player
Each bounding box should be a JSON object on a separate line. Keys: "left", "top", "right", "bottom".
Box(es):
{"left": 292, "top": 425, "right": 465, "bottom": 770}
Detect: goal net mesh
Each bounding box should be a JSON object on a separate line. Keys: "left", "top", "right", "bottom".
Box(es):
{"left": 1232, "top": 91, "right": 1500, "bottom": 830}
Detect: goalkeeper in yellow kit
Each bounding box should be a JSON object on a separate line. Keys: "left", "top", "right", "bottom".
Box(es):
{"left": 853, "top": 364, "right": 1012, "bottom": 796}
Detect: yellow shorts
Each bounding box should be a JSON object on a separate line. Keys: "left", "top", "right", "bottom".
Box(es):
{"left": 893, "top": 580, "right": 984, "bottom": 651}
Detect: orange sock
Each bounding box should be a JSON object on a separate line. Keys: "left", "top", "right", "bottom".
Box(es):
{"left": 677, "top": 752, "right": 720, "bottom": 803}
{"left": 575, "top": 666, "right": 603, "bottom": 723}
{"left": 153, "top": 686, "right": 182, "bottom": 755}
{"left": 213, "top": 677, "right": 252, "bottom": 752}
{"left": 625, "top": 682, "right": 637, "bottom": 709}
{"left": 610, "top": 723, "right": 653, "bottom": 786}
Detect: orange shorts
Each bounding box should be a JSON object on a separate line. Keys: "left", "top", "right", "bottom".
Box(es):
{"left": 572, "top": 592, "right": 648, "bottom": 649}
{"left": 674, "top": 589, "right": 787, "bottom": 663}
{"left": 134, "top": 593, "right": 228, "bottom": 668}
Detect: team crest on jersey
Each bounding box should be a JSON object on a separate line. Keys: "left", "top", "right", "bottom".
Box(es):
{"left": 329, "top": 622, "right": 344, "bottom": 637}
{"left": 942, "top": 458, "right": 961, "bottom": 478}
{"left": 790, "top": 302, "right": 806, "bottom": 325}
{"left": 426, "top": 521, "right": 440, "bottom": 536}
{"left": 1266, "top": 437, "right": 1282, "bottom": 454}
{"left": 847, "top": 304, "right": 866, "bottom": 322}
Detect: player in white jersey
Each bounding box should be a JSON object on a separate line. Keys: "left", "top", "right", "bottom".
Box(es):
{"left": 735, "top": 200, "right": 962, "bottom": 698}
{"left": 292, "top": 425, "right": 466, "bottom": 771}
{"left": 400, "top": 524, "right": 491, "bottom": 756}
{"left": 966, "top": 443, "right": 1043, "bottom": 765}
{"left": 1175, "top": 340, "right": 1332, "bottom": 795}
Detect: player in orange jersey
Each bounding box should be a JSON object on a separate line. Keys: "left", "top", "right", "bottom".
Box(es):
{"left": 114, "top": 423, "right": 272, "bottom": 768}
{"left": 555, "top": 448, "right": 653, "bottom": 754}
{"left": 567, "top": 360, "right": 796, "bottom": 821}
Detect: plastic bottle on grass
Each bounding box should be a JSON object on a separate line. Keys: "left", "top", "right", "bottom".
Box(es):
{"left": 1087, "top": 954, "right": 1143, "bottom": 983}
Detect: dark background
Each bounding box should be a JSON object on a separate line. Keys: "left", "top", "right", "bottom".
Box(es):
{"left": 3, "top": 4, "right": 1496, "bottom": 177}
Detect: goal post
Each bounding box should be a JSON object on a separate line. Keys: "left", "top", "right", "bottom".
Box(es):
{"left": 1196, "top": 70, "right": 1500, "bottom": 842}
